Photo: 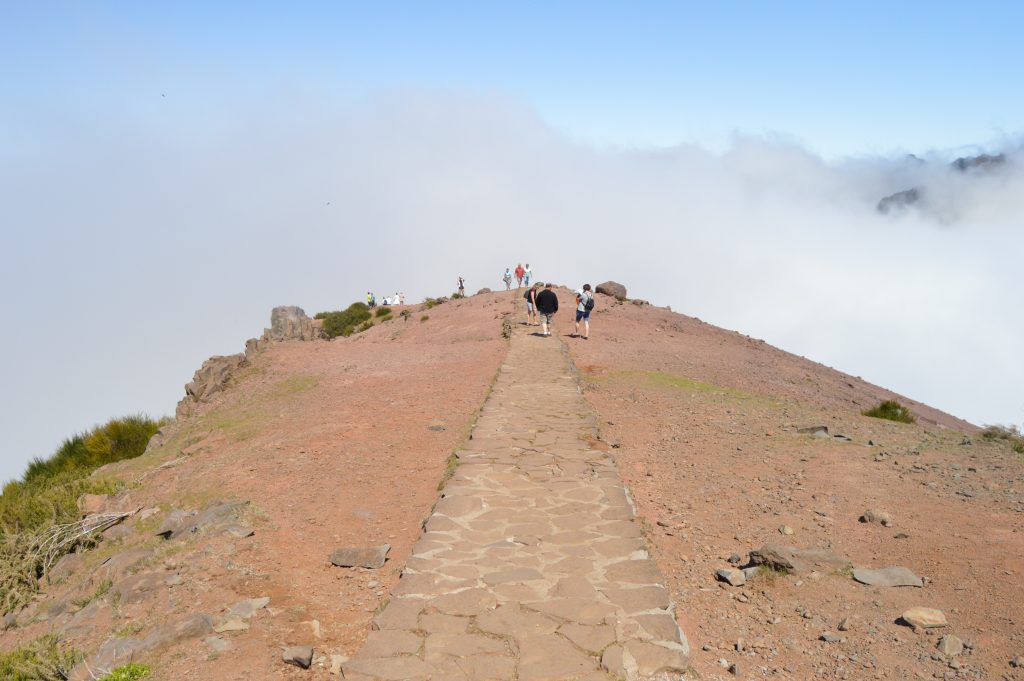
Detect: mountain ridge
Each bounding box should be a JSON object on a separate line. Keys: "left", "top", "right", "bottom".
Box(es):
{"left": 2, "top": 288, "right": 1020, "bottom": 680}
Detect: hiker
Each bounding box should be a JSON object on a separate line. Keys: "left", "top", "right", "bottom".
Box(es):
{"left": 458, "top": 276, "right": 465, "bottom": 296}
{"left": 574, "top": 284, "right": 595, "bottom": 339}
{"left": 523, "top": 264, "right": 532, "bottom": 286}
{"left": 503, "top": 268, "right": 512, "bottom": 290}
{"left": 535, "top": 283, "right": 558, "bottom": 337}
{"left": 524, "top": 283, "right": 539, "bottom": 325}
{"left": 514, "top": 263, "right": 525, "bottom": 289}
{"left": 399, "top": 292, "right": 405, "bottom": 305}
{"left": 394, "top": 292, "right": 401, "bottom": 306}
{"left": 367, "top": 292, "right": 376, "bottom": 308}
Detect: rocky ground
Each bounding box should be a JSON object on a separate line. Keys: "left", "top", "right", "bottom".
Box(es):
{"left": 564, "top": 291, "right": 1024, "bottom": 679}
{"left": 3, "top": 287, "right": 1022, "bottom": 680}
{"left": 1, "top": 293, "right": 510, "bottom": 679}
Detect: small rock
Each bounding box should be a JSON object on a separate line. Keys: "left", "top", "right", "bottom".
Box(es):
{"left": 937, "top": 635, "right": 964, "bottom": 657}
{"left": 853, "top": 566, "right": 923, "bottom": 588}
{"left": 77, "top": 493, "right": 109, "bottom": 515}
{"left": 330, "top": 654, "right": 348, "bottom": 675}
{"left": 214, "top": 618, "right": 250, "bottom": 633}
{"left": 728, "top": 553, "right": 742, "bottom": 564}
{"left": 283, "top": 645, "right": 314, "bottom": 669}
{"left": 220, "top": 524, "right": 255, "bottom": 538}
{"left": 330, "top": 545, "right": 391, "bottom": 569}
{"left": 838, "top": 617, "right": 853, "bottom": 632}
{"left": 742, "top": 566, "right": 761, "bottom": 581}
{"left": 205, "top": 636, "right": 233, "bottom": 652}
{"left": 748, "top": 544, "right": 852, "bottom": 575}
{"left": 428, "top": 425, "right": 447, "bottom": 431}
{"left": 779, "top": 525, "right": 794, "bottom": 536}
{"left": 901, "top": 607, "right": 947, "bottom": 629}
{"left": 820, "top": 633, "right": 841, "bottom": 643}
{"left": 729, "top": 662, "right": 740, "bottom": 675}
{"left": 1010, "top": 655, "right": 1023, "bottom": 668}
{"left": 860, "top": 509, "right": 893, "bottom": 527}
{"left": 716, "top": 568, "right": 746, "bottom": 587}
{"left": 798, "top": 425, "right": 829, "bottom": 437}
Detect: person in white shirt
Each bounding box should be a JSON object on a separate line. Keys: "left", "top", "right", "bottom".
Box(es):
{"left": 574, "top": 284, "right": 594, "bottom": 339}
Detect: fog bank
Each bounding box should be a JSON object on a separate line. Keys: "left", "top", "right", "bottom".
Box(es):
{"left": 2, "top": 91, "right": 1020, "bottom": 482}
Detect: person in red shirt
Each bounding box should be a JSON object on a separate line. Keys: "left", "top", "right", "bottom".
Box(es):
{"left": 514, "top": 263, "right": 525, "bottom": 288}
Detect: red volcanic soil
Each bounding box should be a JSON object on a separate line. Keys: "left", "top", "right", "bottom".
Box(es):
{"left": 562, "top": 290, "right": 1024, "bottom": 679}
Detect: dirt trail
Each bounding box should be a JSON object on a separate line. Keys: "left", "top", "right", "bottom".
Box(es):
{"left": 344, "top": 313, "right": 689, "bottom": 680}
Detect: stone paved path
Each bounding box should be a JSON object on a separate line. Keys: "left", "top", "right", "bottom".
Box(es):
{"left": 343, "top": 319, "right": 690, "bottom": 681}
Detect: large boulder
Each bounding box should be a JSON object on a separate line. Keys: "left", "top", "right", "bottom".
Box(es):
{"left": 269, "top": 306, "right": 318, "bottom": 341}
{"left": 176, "top": 353, "right": 246, "bottom": 418}
{"left": 595, "top": 281, "right": 627, "bottom": 300}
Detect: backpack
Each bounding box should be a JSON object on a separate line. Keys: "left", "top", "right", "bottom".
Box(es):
{"left": 584, "top": 293, "right": 595, "bottom": 311}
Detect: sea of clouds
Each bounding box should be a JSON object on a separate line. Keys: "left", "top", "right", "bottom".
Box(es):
{"left": 2, "top": 91, "right": 1020, "bottom": 482}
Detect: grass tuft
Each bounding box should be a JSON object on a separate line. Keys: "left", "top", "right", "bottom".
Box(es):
{"left": 437, "top": 453, "right": 459, "bottom": 491}
{"left": 862, "top": 400, "right": 916, "bottom": 423}
{"left": 99, "top": 663, "right": 151, "bottom": 681}
{"left": 0, "top": 634, "right": 83, "bottom": 681}
{"left": 981, "top": 424, "right": 1024, "bottom": 454}
{"left": 375, "top": 306, "right": 391, "bottom": 317}
{"left": 420, "top": 315, "right": 429, "bottom": 322}
{"left": 72, "top": 577, "right": 112, "bottom": 609}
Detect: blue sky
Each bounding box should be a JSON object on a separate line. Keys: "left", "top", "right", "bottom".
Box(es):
{"left": 4, "top": 2, "right": 1021, "bottom": 157}
{"left": 2, "top": 3, "right": 1022, "bottom": 482}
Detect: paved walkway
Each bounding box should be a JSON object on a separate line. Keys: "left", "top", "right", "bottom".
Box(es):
{"left": 343, "top": 319, "right": 690, "bottom": 681}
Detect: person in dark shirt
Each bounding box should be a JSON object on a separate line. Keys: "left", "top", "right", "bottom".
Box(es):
{"left": 535, "top": 283, "right": 559, "bottom": 337}
{"left": 524, "top": 283, "right": 539, "bottom": 325}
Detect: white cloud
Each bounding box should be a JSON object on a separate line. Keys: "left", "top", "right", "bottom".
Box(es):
{"left": 2, "top": 90, "right": 1021, "bottom": 482}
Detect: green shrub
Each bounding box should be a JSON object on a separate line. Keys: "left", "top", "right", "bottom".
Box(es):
{"left": 318, "top": 303, "right": 372, "bottom": 339}
{"left": 21, "top": 415, "right": 165, "bottom": 487}
{"left": 375, "top": 306, "right": 391, "bottom": 318}
{"left": 424, "top": 299, "right": 439, "bottom": 309}
{"left": 981, "top": 425, "right": 1024, "bottom": 454}
{"left": 420, "top": 315, "right": 429, "bottom": 322}
{"left": 451, "top": 292, "right": 464, "bottom": 299}
{"left": 0, "top": 415, "right": 164, "bottom": 615}
{"left": 0, "top": 473, "right": 120, "bottom": 535}
{"left": 862, "top": 400, "right": 916, "bottom": 424}
{"left": 355, "top": 320, "right": 374, "bottom": 333}
{"left": 0, "top": 634, "right": 83, "bottom": 680}
{"left": 99, "top": 663, "right": 151, "bottom": 681}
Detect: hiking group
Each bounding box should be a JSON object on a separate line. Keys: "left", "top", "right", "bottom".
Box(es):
{"left": 523, "top": 281, "right": 595, "bottom": 340}
{"left": 503, "top": 263, "right": 531, "bottom": 290}
{"left": 366, "top": 291, "right": 404, "bottom": 307}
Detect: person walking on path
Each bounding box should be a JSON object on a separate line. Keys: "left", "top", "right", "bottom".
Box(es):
{"left": 514, "top": 263, "right": 525, "bottom": 288}
{"left": 524, "top": 283, "right": 539, "bottom": 325}
{"left": 367, "top": 292, "right": 376, "bottom": 308}
{"left": 503, "top": 268, "right": 512, "bottom": 290}
{"left": 574, "top": 284, "right": 595, "bottom": 339}
{"left": 535, "top": 283, "right": 559, "bottom": 336}
{"left": 458, "top": 276, "right": 465, "bottom": 296}
{"left": 523, "top": 263, "right": 532, "bottom": 286}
